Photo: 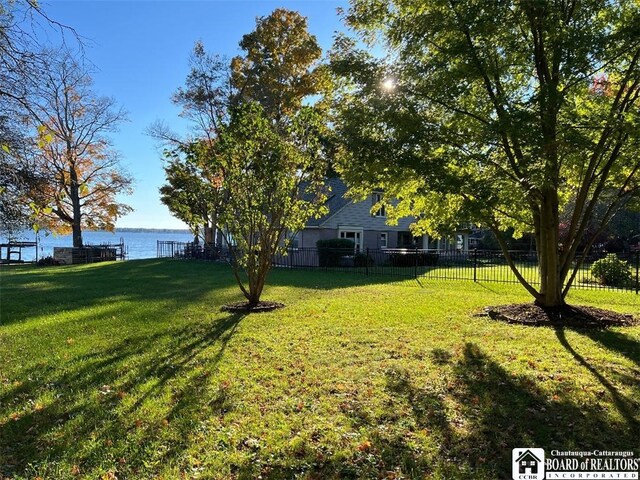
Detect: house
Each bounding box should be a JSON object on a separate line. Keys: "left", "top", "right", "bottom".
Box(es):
{"left": 516, "top": 449, "right": 541, "bottom": 475}
{"left": 293, "top": 178, "right": 469, "bottom": 252}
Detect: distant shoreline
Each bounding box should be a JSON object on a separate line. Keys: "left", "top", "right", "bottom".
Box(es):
{"left": 115, "top": 228, "right": 191, "bottom": 234}
{"left": 1, "top": 228, "right": 192, "bottom": 239}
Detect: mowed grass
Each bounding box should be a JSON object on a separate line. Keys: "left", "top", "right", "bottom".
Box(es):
{"left": 0, "top": 259, "right": 638, "bottom": 479}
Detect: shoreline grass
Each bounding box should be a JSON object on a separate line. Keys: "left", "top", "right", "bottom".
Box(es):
{"left": 1, "top": 259, "right": 638, "bottom": 479}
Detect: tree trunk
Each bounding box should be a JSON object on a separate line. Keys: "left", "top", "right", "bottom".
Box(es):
{"left": 66, "top": 150, "right": 83, "bottom": 249}
{"left": 69, "top": 165, "right": 83, "bottom": 248}
{"left": 71, "top": 218, "right": 83, "bottom": 248}
{"left": 536, "top": 190, "right": 564, "bottom": 307}
{"left": 247, "top": 272, "right": 265, "bottom": 306}
{"left": 246, "top": 250, "right": 273, "bottom": 306}
{"left": 210, "top": 210, "right": 218, "bottom": 247}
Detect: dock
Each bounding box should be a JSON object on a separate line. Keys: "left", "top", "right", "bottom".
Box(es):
{"left": 0, "top": 241, "right": 38, "bottom": 264}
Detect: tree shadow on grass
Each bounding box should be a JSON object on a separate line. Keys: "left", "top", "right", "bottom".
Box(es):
{"left": 576, "top": 328, "right": 640, "bottom": 367}
{"left": 0, "top": 313, "right": 243, "bottom": 478}
{"left": 221, "top": 340, "right": 639, "bottom": 480}
{"left": 329, "top": 342, "right": 639, "bottom": 479}
{"left": 554, "top": 327, "right": 639, "bottom": 429}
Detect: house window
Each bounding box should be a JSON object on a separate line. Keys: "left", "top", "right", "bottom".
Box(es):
{"left": 427, "top": 236, "right": 439, "bottom": 250}
{"left": 380, "top": 232, "right": 388, "bottom": 249}
{"left": 372, "top": 192, "right": 386, "bottom": 217}
{"left": 286, "top": 231, "right": 299, "bottom": 249}
{"left": 397, "top": 231, "right": 414, "bottom": 248}
{"left": 338, "top": 228, "right": 363, "bottom": 252}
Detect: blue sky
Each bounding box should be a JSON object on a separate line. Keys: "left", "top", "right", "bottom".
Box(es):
{"left": 40, "top": 0, "right": 348, "bottom": 229}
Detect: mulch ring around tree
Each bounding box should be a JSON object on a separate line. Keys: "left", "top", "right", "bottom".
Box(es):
{"left": 221, "top": 301, "right": 285, "bottom": 313}
{"left": 479, "top": 303, "right": 638, "bottom": 328}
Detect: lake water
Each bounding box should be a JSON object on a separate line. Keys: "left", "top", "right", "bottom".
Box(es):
{"left": 2, "top": 230, "right": 195, "bottom": 261}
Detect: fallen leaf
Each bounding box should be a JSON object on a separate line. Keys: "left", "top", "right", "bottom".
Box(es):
{"left": 357, "top": 440, "right": 372, "bottom": 452}
{"left": 99, "top": 385, "right": 112, "bottom": 395}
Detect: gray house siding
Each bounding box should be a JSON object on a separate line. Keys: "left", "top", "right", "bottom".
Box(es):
{"left": 296, "top": 178, "right": 468, "bottom": 253}
{"left": 297, "top": 228, "right": 336, "bottom": 249}
{"left": 363, "top": 230, "right": 379, "bottom": 249}
{"left": 321, "top": 196, "right": 414, "bottom": 231}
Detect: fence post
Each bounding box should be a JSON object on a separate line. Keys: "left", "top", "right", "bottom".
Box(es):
{"left": 414, "top": 246, "right": 418, "bottom": 279}
{"left": 636, "top": 249, "right": 640, "bottom": 295}
{"left": 473, "top": 248, "right": 478, "bottom": 283}
{"left": 366, "top": 248, "right": 369, "bottom": 276}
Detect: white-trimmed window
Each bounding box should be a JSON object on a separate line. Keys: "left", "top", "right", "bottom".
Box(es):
{"left": 338, "top": 228, "right": 363, "bottom": 252}
{"left": 372, "top": 192, "right": 386, "bottom": 217}
{"left": 380, "top": 232, "right": 388, "bottom": 249}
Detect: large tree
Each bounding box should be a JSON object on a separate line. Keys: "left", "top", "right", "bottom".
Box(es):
{"left": 27, "top": 52, "right": 132, "bottom": 247}
{"left": 160, "top": 140, "right": 223, "bottom": 242}
{"left": 0, "top": 115, "right": 45, "bottom": 236}
{"left": 215, "top": 102, "right": 328, "bottom": 306}
{"left": 159, "top": 9, "right": 330, "bottom": 308}
{"left": 157, "top": 9, "right": 329, "bottom": 308}
{"left": 332, "top": 0, "right": 640, "bottom": 307}
{"left": 230, "top": 8, "right": 325, "bottom": 121}
{"left": 221, "top": 9, "right": 330, "bottom": 307}
{"left": 152, "top": 42, "right": 230, "bottom": 244}
{"left": 0, "top": 1, "right": 76, "bottom": 234}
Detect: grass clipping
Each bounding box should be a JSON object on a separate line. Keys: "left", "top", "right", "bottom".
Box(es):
{"left": 482, "top": 304, "right": 638, "bottom": 328}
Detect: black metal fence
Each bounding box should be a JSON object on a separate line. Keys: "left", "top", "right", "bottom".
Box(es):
{"left": 158, "top": 241, "right": 640, "bottom": 293}
{"left": 274, "top": 247, "right": 640, "bottom": 293}
{"left": 157, "top": 241, "right": 229, "bottom": 261}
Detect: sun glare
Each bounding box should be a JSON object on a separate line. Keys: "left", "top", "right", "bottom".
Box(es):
{"left": 381, "top": 78, "right": 396, "bottom": 91}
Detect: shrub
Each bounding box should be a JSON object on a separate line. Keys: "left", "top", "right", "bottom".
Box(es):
{"left": 316, "top": 239, "right": 355, "bottom": 267}
{"left": 37, "top": 256, "right": 61, "bottom": 267}
{"left": 590, "top": 254, "right": 633, "bottom": 287}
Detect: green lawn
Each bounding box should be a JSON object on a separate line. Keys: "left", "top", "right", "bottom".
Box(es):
{"left": 1, "top": 260, "right": 638, "bottom": 479}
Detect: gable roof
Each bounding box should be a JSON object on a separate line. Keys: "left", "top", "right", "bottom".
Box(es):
{"left": 516, "top": 450, "right": 541, "bottom": 463}
{"left": 306, "top": 177, "right": 351, "bottom": 227}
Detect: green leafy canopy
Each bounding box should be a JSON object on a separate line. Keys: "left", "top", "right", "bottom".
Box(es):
{"left": 331, "top": 0, "right": 640, "bottom": 305}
